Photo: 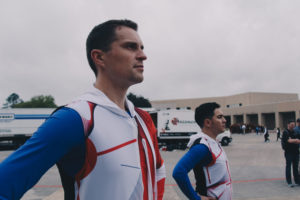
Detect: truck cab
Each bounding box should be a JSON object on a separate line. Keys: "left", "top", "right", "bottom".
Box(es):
{"left": 216, "top": 130, "right": 232, "bottom": 146}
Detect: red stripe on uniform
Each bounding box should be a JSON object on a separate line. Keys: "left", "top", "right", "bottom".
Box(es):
{"left": 97, "top": 139, "right": 137, "bottom": 156}
{"left": 206, "top": 166, "right": 211, "bottom": 184}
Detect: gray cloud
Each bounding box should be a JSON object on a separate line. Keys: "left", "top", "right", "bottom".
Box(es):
{"left": 1, "top": 0, "right": 300, "bottom": 106}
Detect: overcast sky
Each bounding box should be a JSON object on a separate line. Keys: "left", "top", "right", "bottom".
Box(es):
{"left": 1, "top": 0, "right": 300, "bottom": 106}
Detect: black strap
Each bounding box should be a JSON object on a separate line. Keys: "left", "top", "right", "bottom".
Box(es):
{"left": 190, "top": 137, "right": 207, "bottom": 196}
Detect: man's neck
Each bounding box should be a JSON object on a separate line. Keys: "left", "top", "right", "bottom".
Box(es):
{"left": 94, "top": 79, "right": 128, "bottom": 110}
{"left": 202, "top": 128, "right": 217, "bottom": 140}
{"left": 288, "top": 128, "right": 294, "bottom": 132}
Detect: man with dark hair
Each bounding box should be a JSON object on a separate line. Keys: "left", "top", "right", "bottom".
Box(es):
{"left": 86, "top": 19, "right": 138, "bottom": 76}
{"left": 0, "top": 19, "right": 166, "bottom": 200}
{"left": 281, "top": 120, "right": 300, "bottom": 187}
{"left": 173, "top": 102, "right": 232, "bottom": 200}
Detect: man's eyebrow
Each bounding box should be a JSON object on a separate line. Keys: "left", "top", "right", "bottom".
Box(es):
{"left": 123, "top": 41, "right": 137, "bottom": 45}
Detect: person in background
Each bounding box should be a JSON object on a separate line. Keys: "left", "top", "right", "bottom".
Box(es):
{"left": 241, "top": 124, "right": 246, "bottom": 135}
{"left": 276, "top": 127, "right": 281, "bottom": 141}
{"left": 0, "top": 19, "right": 165, "bottom": 200}
{"left": 264, "top": 127, "right": 270, "bottom": 142}
{"left": 294, "top": 118, "right": 300, "bottom": 136}
{"left": 173, "top": 102, "right": 232, "bottom": 200}
{"left": 256, "top": 126, "right": 259, "bottom": 135}
{"left": 281, "top": 120, "right": 300, "bottom": 187}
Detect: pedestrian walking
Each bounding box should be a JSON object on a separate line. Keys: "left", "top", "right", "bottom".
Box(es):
{"left": 264, "top": 127, "right": 270, "bottom": 142}
{"left": 276, "top": 128, "right": 281, "bottom": 141}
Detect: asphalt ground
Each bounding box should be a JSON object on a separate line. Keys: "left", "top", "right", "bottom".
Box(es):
{"left": 1, "top": 132, "right": 300, "bottom": 199}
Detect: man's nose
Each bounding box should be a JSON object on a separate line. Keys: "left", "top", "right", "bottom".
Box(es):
{"left": 137, "top": 50, "right": 147, "bottom": 61}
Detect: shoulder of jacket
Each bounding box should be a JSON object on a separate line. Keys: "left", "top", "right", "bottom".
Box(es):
{"left": 192, "top": 136, "right": 210, "bottom": 148}
{"left": 135, "top": 107, "right": 152, "bottom": 122}
{"left": 67, "top": 101, "right": 94, "bottom": 117}
{"left": 67, "top": 101, "right": 97, "bottom": 137}
{"left": 191, "top": 137, "right": 203, "bottom": 148}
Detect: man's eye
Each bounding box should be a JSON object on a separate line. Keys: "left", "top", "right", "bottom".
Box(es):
{"left": 126, "top": 44, "right": 137, "bottom": 50}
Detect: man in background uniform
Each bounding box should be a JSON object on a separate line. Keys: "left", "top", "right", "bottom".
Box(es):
{"left": 173, "top": 102, "right": 232, "bottom": 200}
{"left": 281, "top": 120, "right": 300, "bottom": 187}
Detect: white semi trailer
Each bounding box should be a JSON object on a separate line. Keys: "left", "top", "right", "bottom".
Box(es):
{"left": 0, "top": 108, "right": 53, "bottom": 149}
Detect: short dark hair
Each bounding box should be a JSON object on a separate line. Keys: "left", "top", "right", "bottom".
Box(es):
{"left": 86, "top": 19, "right": 138, "bottom": 76}
{"left": 288, "top": 120, "right": 295, "bottom": 124}
{"left": 195, "top": 102, "right": 220, "bottom": 128}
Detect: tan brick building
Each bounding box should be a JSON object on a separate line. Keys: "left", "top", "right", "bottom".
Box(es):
{"left": 151, "top": 92, "right": 300, "bottom": 129}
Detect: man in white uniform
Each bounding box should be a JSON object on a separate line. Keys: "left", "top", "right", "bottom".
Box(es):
{"left": 173, "top": 102, "right": 232, "bottom": 200}
{"left": 0, "top": 19, "right": 166, "bottom": 200}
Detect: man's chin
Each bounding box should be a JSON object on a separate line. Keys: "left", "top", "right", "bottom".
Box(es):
{"left": 129, "top": 77, "right": 144, "bottom": 86}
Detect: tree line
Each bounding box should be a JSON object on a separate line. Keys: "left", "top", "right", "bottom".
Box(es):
{"left": 2, "top": 92, "right": 151, "bottom": 108}
{"left": 2, "top": 93, "right": 57, "bottom": 108}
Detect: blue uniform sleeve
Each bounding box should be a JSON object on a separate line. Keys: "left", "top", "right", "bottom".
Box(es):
{"left": 172, "top": 144, "right": 212, "bottom": 200}
{"left": 0, "top": 107, "right": 85, "bottom": 200}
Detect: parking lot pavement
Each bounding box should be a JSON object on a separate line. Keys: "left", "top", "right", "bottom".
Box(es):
{"left": 162, "top": 132, "right": 300, "bottom": 199}
{"left": 2, "top": 132, "right": 300, "bottom": 199}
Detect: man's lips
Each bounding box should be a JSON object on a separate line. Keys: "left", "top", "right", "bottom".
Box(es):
{"left": 134, "top": 64, "right": 144, "bottom": 68}
{"left": 134, "top": 65, "right": 144, "bottom": 70}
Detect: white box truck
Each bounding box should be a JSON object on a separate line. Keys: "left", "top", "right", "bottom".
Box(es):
{"left": 148, "top": 108, "right": 198, "bottom": 150}
{"left": 147, "top": 108, "right": 232, "bottom": 150}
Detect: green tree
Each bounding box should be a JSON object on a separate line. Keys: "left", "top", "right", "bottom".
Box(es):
{"left": 127, "top": 93, "right": 152, "bottom": 108}
{"left": 2, "top": 93, "right": 23, "bottom": 108}
{"left": 13, "top": 95, "right": 57, "bottom": 108}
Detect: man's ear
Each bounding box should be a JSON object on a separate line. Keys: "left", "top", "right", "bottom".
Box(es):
{"left": 204, "top": 118, "right": 211, "bottom": 128}
{"left": 91, "top": 49, "right": 105, "bottom": 68}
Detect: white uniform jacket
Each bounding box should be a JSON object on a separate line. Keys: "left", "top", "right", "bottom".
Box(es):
{"left": 67, "top": 86, "right": 166, "bottom": 200}
{"left": 187, "top": 132, "right": 232, "bottom": 200}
